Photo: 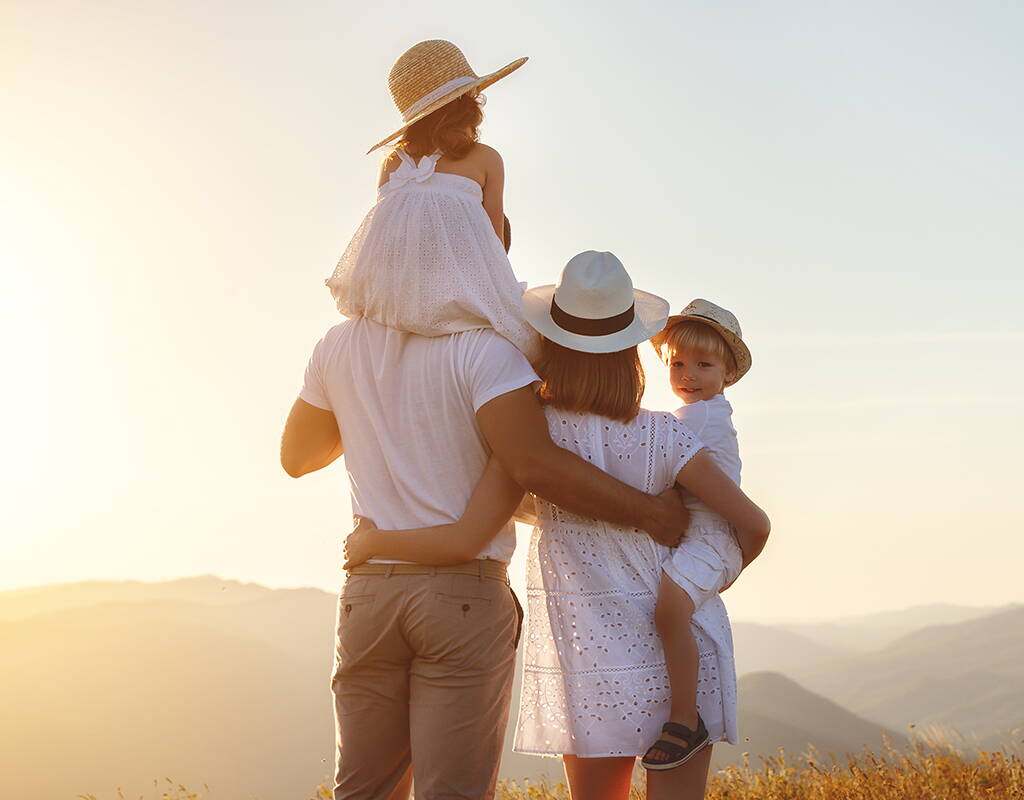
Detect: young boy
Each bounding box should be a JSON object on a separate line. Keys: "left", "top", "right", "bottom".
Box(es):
{"left": 641, "top": 298, "right": 756, "bottom": 771}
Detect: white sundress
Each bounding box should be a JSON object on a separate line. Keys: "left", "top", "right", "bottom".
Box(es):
{"left": 514, "top": 408, "right": 739, "bottom": 759}
{"left": 325, "top": 148, "right": 541, "bottom": 363}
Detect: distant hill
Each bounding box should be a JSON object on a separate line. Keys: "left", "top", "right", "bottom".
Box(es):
{"left": 711, "top": 672, "right": 906, "bottom": 768}
{"left": 731, "top": 622, "right": 851, "bottom": 676}
{"left": 0, "top": 575, "right": 277, "bottom": 620}
{"left": 775, "top": 604, "right": 1004, "bottom": 652}
{"left": 791, "top": 606, "right": 1024, "bottom": 738}
{"left": 1, "top": 577, "right": 1016, "bottom": 798}
{"left": 0, "top": 598, "right": 336, "bottom": 800}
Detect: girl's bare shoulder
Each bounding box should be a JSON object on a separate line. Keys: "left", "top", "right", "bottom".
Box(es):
{"left": 377, "top": 150, "right": 402, "bottom": 187}
{"left": 470, "top": 142, "right": 503, "bottom": 168}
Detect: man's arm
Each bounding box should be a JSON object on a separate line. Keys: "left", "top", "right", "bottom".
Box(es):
{"left": 280, "top": 398, "right": 343, "bottom": 478}
{"left": 476, "top": 387, "right": 688, "bottom": 544}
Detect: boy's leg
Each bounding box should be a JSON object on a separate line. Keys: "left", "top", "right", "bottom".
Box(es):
{"left": 647, "top": 569, "right": 704, "bottom": 766}
{"left": 654, "top": 573, "right": 700, "bottom": 731}
{"left": 332, "top": 576, "right": 414, "bottom": 800}
{"left": 406, "top": 573, "right": 519, "bottom": 800}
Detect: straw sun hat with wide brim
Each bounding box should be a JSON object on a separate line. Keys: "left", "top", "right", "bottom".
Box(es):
{"left": 651, "top": 298, "right": 752, "bottom": 385}
{"left": 367, "top": 40, "right": 527, "bottom": 154}
{"left": 523, "top": 251, "right": 670, "bottom": 355}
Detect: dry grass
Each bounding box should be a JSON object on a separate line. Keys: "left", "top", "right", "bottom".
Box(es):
{"left": 497, "top": 746, "right": 1024, "bottom": 800}
{"left": 76, "top": 746, "right": 1024, "bottom": 799}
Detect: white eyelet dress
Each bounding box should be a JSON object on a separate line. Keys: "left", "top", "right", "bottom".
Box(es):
{"left": 514, "top": 408, "right": 739, "bottom": 758}
{"left": 325, "top": 149, "right": 541, "bottom": 363}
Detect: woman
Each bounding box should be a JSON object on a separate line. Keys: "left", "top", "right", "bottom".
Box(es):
{"left": 344, "top": 251, "right": 770, "bottom": 799}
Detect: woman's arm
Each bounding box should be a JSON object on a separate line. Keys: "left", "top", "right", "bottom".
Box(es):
{"left": 343, "top": 456, "right": 524, "bottom": 568}
{"left": 676, "top": 451, "right": 771, "bottom": 568}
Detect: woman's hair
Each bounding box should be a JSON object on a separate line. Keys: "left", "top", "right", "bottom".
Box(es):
{"left": 537, "top": 339, "right": 645, "bottom": 423}
{"left": 399, "top": 93, "right": 483, "bottom": 159}
{"left": 654, "top": 320, "right": 737, "bottom": 375}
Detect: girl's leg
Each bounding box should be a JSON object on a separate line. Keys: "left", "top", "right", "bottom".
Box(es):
{"left": 563, "top": 754, "right": 636, "bottom": 800}
{"left": 650, "top": 572, "right": 700, "bottom": 763}
{"left": 646, "top": 743, "right": 713, "bottom": 800}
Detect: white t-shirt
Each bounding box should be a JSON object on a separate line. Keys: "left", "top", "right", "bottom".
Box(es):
{"left": 673, "top": 394, "right": 742, "bottom": 515}
{"left": 300, "top": 318, "right": 539, "bottom": 562}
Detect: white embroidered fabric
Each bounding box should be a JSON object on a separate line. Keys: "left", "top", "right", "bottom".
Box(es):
{"left": 514, "top": 408, "right": 739, "bottom": 758}
{"left": 326, "top": 149, "right": 541, "bottom": 363}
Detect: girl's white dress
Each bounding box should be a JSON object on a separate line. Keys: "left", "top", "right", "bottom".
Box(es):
{"left": 514, "top": 408, "right": 739, "bottom": 758}
{"left": 326, "top": 149, "right": 541, "bottom": 363}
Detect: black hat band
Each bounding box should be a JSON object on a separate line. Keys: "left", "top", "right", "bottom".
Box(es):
{"left": 550, "top": 298, "right": 636, "bottom": 337}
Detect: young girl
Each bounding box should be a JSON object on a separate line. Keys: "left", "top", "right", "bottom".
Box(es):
{"left": 326, "top": 39, "right": 540, "bottom": 362}
{"left": 641, "top": 298, "right": 756, "bottom": 771}
{"left": 343, "top": 253, "right": 770, "bottom": 800}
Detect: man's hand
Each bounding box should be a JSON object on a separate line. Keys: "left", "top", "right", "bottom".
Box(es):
{"left": 342, "top": 516, "right": 378, "bottom": 570}
{"left": 644, "top": 488, "right": 690, "bottom": 547}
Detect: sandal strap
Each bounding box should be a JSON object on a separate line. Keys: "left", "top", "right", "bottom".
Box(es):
{"left": 662, "top": 717, "right": 707, "bottom": 744}
{"left": 645, "top": 737, "right": 688, "bottom": 761}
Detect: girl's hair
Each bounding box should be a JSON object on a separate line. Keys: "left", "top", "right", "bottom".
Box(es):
{"left": 654, "top": 320, "right": 737, "bottom": 375}
{"left": 537, "top": 339, "right": 645, "bottom": 423}
{"left": 399, "top": 93, "right": 483, "bottom": 159}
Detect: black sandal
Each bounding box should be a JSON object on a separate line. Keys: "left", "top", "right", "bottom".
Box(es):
{"left": 640, "top": 717, "right": 710, "bottom": 771}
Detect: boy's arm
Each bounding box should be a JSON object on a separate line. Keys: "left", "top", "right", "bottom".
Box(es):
{"left": 343, "top": 457, "right": 523, "bottom": 568}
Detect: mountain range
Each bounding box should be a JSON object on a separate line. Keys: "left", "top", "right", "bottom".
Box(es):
{"left": 1, "top": 577, "right": 1017, "bottom": 799}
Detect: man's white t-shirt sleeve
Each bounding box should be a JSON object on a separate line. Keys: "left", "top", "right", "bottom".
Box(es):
{"left": 299, "top": 337, "right": 331, "bottom": 410}
{"left": 466, "top": 333, "right": 540, "bottom": 412}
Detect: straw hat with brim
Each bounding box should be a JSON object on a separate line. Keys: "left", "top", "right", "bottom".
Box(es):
{"left": 367, "top": 40, "right": 527, "bottom": 154}
{"left": 652, "top": 298, "right": 752, "bottom": 385}
{"left": 523, "top": 251, "right": 670, "bottom": 355}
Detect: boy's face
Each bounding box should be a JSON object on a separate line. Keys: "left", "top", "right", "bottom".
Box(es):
{"left": 667, "top": 346, "right": 731, "bottom": 404}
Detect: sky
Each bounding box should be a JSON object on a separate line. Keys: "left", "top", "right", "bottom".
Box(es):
{"left": 2, "top": 0, "right": 1023, "bottom": 621}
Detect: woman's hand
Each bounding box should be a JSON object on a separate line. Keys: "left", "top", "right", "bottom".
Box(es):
{"left": 343, "top": 516, "right": 379, "bottom": 570}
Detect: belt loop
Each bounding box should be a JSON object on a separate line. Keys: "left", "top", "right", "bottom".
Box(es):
{"left": 430, "top": 565, "right": 437, "bottom": 577}
{"left": 385, "top": 565, "right": 395, "bottom": 579}
{"left": 477, "top": 559, "right": 483, "bottom": 582}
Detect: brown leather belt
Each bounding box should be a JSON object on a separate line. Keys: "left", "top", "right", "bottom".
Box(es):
{"left": 347, "top": 559, "right": 508, "bottom": 582}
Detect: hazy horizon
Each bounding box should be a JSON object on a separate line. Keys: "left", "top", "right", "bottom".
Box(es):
{"left": 3, "top": 0, "right": 1023, "bottom": 619}
{"left": 1, "top": 572, "right": 1017, "bottom": 626}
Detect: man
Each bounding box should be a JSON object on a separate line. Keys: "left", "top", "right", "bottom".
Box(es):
{"left": 282, "top": 223, "right": 687, "bottom": 799}
{"left": 281, "top": 316, "right": 688, "bottom": 799}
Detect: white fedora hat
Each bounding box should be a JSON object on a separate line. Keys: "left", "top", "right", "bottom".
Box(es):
{"left": 522, "top": 251, "right": 670, "bottom": 354}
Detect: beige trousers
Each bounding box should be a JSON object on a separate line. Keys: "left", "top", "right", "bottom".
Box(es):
{"left": 331, "top": 568, "right": 522, "bottom": 800}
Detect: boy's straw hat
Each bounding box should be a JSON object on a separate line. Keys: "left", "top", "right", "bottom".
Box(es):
{"left": 367, "top": 40, "right": 527, "bottom": 154}
{"left": 652, "top": 298, "right": 752, "bottom": 385}
{"left": 523, "top": 251, "right": 670, "bottom": 354}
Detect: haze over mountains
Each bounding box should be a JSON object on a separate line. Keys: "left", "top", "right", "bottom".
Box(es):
{"left": 1, "top": 577, "right": 1019, "bottom": 800}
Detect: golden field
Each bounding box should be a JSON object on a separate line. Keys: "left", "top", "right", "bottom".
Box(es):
{"left": 76, "top": 746, "right": 1024, "bottom": 800}
{"left": 497, "top": 748, "right": 1024, "bottom": 800}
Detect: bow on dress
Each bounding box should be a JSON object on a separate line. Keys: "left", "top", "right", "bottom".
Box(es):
{"left": 388, "top": 151, "right": 440, "bottom": 189}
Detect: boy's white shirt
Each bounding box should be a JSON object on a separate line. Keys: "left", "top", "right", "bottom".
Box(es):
{"left": 673, "top": 394, "right": 742, "bottom": 514}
